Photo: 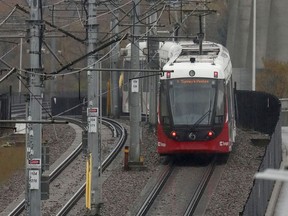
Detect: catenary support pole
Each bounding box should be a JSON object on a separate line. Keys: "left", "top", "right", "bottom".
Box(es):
{"left": 26, "top": 0, "right": 43, "bottom": 215}
{"left": 49, "top": 5, "right": 56, "bottom": 101}
{"left": 252, "top": 0, "right": 256, "bottom": 91}
{"left": 148, "top": 2, "right": 158, "bottom": 126}
{"left": 86, "top": 0, "right": 102, "bottom": 215}
{"left": 110, "top": 0, "right": 120, "bottom": 118}
{"left": 129, "top": 0, "right": 142, "bottom": 165}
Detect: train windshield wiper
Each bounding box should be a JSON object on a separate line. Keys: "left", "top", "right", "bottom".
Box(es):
{"left": 191, "top": 109, "right": 211, "bottom": 128}
{"left": 191, "top": 95, "right": 213, "bottom": 127}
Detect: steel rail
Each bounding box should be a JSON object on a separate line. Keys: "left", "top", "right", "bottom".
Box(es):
{"left": 55, "top": 117, "right": 127, "bottom": 215}
{"left": 135, "top": 161, "right": 174, "bottom": 216}
{"left": 7, "top": 117, "right": 84, "bottom": 216}
{"left": 183, "top": 157, "right": 217, "bottom": 216}
{"left": 8, "top": 117, "right": 121, "bottom": 216}
{"left": 135, "top": 157, "right": 217, "bottom": 216}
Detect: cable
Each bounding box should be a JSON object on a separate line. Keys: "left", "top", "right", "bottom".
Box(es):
{"left": 16, "top": 33, "right": 127, "bottom": 78}
{"left": 0, "top": 6, "right": 17, "bottom": 27}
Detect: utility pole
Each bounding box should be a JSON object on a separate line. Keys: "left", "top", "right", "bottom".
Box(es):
{"left": 252, "top": 0, "right": 256, "bottom": 91}
{"left": 26, "top": 0, "right": 43, "bottom": 215}
{"left": 18, "top": 38, "right": 23, "bottom": 99}
{"left": 203, "top": 0, "right": 206, "bottom": 40}
{"left": 50, "top": 5, "right": 56, "bottom": 101}
{"left": 86, "top": 0, "right": 102, "bottom": 215}
{"left": 148, "top": 1, "right": 158, "bottom": 126}
{"left": 110, "top": 0, "right": 120, "bottom": 118}
{"left": 129, "top": 0, "right": 142, "bottom": 165}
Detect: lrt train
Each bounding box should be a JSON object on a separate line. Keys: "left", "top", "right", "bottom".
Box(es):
{"left": 157, "top": 40, "right": 236, "bottom": 155}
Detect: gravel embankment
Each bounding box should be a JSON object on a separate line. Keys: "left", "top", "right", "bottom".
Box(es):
{"left": 0, "top": 121, "right": 267, "bottom": 216}
{"left": 0, "top": 124, "right": 75, "bottom": 214}
{"left": 205, "top": 129, "right": 267, "bottom": 216}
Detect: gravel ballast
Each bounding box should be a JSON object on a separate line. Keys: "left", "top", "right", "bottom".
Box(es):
{"left": 0, "top": 121, "right": 267, "bottom": 216}
{"left": 98, "top": 123, "right": 267, "bottom": 216}
{"left": 0, "top": 124, "right": 75, "bottom": 214}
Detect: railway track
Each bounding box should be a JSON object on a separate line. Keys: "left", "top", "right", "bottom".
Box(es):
{"left": 6, "top": 116, "right": 127, "bottom": 216}
{"left": 135, "top": 155, "right": 218, "bottom": 216}
{"left": 55, "top": 117, "right": 126, "bottom": 215}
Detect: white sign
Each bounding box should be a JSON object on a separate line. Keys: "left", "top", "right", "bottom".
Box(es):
{"left": 131, "top": 79, "right": 139, "bottom": 92}
{"left": 88, "top": 116, "right": 97, "bottom": 133}
{"left": 29, "top": 170, "right": 40, "bottom": 190}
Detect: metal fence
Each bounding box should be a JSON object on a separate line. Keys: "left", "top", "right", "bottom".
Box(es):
{"left": 235, "top": 90, "right": 281, "bottom": 135}
{"left": 235, "top": 90, "right": 282, "bottom": 215}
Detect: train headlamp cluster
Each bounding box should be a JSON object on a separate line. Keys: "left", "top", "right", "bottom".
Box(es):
{"left": 168, "top": 129, "right": 216, "bottom": 141}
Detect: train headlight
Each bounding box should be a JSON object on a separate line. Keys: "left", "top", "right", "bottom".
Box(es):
{"left": 207, "top": 130, "right": 214, "bottom": 138}
{"left": 170, "top": 130, "right": 177, "bottom": 137}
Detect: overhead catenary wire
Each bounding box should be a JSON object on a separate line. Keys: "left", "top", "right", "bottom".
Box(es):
{"left": 12, "top": 0, "right": 168, "bottom": 79}
{"left": 38, "top": 1, "right": 168, "bottom": 116}
{"left": 66, "top": 2, "right": 212, "bottom": 118}
{"left": 0, "top": 0, "right": 216, "bottom": 119}
{"left": 0, "top": 6, "right": 17, "bottom": 27}
{"left": 0, "top": 0, "right": 209, "bottom": 81}
{"left": 1, "top": 0, "right": 201, "bottom": 82}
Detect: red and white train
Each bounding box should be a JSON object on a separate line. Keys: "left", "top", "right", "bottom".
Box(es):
{"left": 157, "top": 40, "right": 236, "bottom": 155}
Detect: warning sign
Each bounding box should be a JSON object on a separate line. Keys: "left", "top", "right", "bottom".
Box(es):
{"left": 87, "top": 107, "right": 99, "bottom": 117}
{"left": 27, "top": 158, "right": 41, "bottom": 169}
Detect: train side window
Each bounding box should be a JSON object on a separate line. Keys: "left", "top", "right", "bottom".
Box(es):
{"left": 160, "top": 83, "right": 169, "bottom": 119}
{"left": 215, "top": 80, "right": 225, "bottom": 124}
{"left": 227, "top": 79, "right": 234, "bottom": 122}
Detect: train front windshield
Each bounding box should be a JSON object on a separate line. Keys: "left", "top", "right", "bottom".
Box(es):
{"left": 160, "top": 78, "right": 225, "bottom": 127}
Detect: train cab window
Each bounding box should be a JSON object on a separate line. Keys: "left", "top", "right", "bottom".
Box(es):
{"left": 160, "top": 83, "right": 170, "bottom": 125}
{"left": 159, "top": 78, "right": 226, "bottom": 127}
{"left": 215, "top": 80, "right": 225, "bottom": 124}
{"left": 161, "top": 78, "right": 222, "bottom": 126}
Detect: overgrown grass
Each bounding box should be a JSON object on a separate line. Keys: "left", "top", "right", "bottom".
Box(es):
{"left": 0, "top": 146, "right": 25, "bottom": 185}
{"left": 257, "top": 59, "right": 288, "bottom": 98}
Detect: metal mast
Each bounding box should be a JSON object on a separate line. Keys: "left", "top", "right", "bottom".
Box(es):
{"left": 110, "top": 0, "right": 120, "bottom": 118}
{"left": 148, "top": 1, "right": 158, "bottom": 126}
{"left": 86, "top": 0, "right": 102, "bottom": 215}
{"left": 26, "top": 0, "right": 43, "bottom": 215}
{"left": 129, "top": 0, "right": 142, "bottom": 165}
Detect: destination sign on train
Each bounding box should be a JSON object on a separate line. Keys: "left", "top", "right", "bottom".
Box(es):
{"left": 176, "top": 79, "right": 210, "bottom": 84}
